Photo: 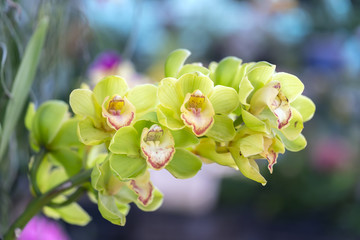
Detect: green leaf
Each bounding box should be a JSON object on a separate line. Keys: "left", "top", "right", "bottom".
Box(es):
{"left": 272, "top": 72, "right": 304, "bottom": 102}
{"left": 239, "top": 134, "right": 264, "bottom": 157}
{"left": 78, "top": 118, "right": 112, "bottom": 145}
{"left": 171, "top": 128, "right": 199, "bottom": 148}
{"left": 49, "top": 119, "right": 82, "bottom": 149}
{"left": 109, "top": 126, "right": 140, "bottom": 156}
{"left": 176, "top": 72, "right": 214, "bottom": 97}
{"left": 69, "top": 89, "right": 97, "bottom": 119}
{"left": 158, "top": 77, "right": 183, "bottom": 111}
{"left": 230, "top": 148, "right": 267, "bottom": 186}
{"left": 48, "top": 149, "right": 82, "bottom": 177}
{"left": 242, "top": 108, "right": 270, "bottom": 134}
{"left": 206, "top": 114, "right": 236, "bottom": 142}
{"left": 126, "top": 84, "right": 158, "bottom": 117}
{"left": 97, "top": 192, "right": 129, "bottom": 226}
{"left": 213, "top": 57, "right": 242, "bottom": 89}
{"left": 247, "top": 62, "right": 276, "bottom": 90}
{"left": 177, "top": 64, "right": 210, "bottom": 77}
{"left": 280, "top": 108, "right": 304, "bottom": 141}
{"left": 209, "top": 85, "right": 239, "bottom": 114}
{"left": 194, "top": 138, "right": 237, "bottom": 168}
{"left": 32, "top": 101, "right": 69, "bottom": 146}
{"left": 93, "top": 75, "right": 128, "bottom": 105}
{"left": 25, "top": 102, "right": 36, "bottom": 130}
{"left": 157, "top": 105, "right": 184, "bottom": 130}
{"left": 165, "top": 48, "right": 191, "bottom": 78}
{"left": 0, "top": 17, "right": 49, "bottom": 162}
{"left": 166, "top": 148, "right": 202, "bottom": 179}
{"left": 44, "top": 202, "right": 91, "bottom": 226}
{"left": 135, "top": 188, "right": 163, "bottom": 212}
{"left": 290, "top": 95, "right": 315, "bottom": 122}
{"left": 110, "top": 154, "right": 147, "bottom": 181}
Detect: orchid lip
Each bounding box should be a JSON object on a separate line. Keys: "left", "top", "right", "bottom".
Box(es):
{"left": 141, "top": 125, "right": 175, "bottom": 170}
{"left": 102, "top": 95, "right": 135, "bottom": 130}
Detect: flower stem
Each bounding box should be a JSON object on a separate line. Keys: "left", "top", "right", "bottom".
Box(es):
{"left": 3, "top": 169, "right": 92, "bottom": 240}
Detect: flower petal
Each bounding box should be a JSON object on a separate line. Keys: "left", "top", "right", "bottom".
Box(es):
{"left": 280, "top": 107, "right": 303, "bottom": 141}
{"left": 93, "top": 75, "right": 128, "bottom": 105}
{"left": 239, "top": 134, "right": 264, "bottom": 157}
{"left": 276, "top": 131, "right": 307, "bottom": 152}
{"left": 209, "top": 85, "right": 239, "bottom": 114}
{"left": 180, "top": 92, "right": 215, "bottom": 136}
{"left": 206, "top": 114, "right": 236, "bottom": 142}
{"left": 249, "top": 81, "right": 281, "bottom": 115}
{"left": 69, "top": 89, "right": 97, "bottom": 119}
{"left": 128, "top": 171, "right": 154, "bottom": 206}
{"left": 109, "top": 126, "right": 140, "bottom": 156}
{"left": 78, "top": 118, "right": 113, "bottom": 145}
{"left": 178, "top": 63, "right": 210, "bottom": 77}
{"left": 165, "top": 148, "right": 202, "bottom": 179}
{"left": 135, "top": 188, "right": 163, "bottom": 212}
{"left": 238, "top": 76, "right": 254, "bottom": 106}
{"left": 176, "top": 72, "right": 214, "bottom": 97}
{"left": 246, "top": 61, "right": 276, "bottom": 90}
{"left": 229, "top": 147, "right": 267, "bottom": 186}
{"left": 194, "top": 138, "right": 237, "bottom": 168}
{"left": 212, "top": 57, "right": 242, "bottom": 90}
{"left": 272, "top": 72, "right": 304, "bottom": 102}
{"left": 126, "top": 84, "right": 158, "bottom": 118}
{"left": 158, "top": 77, "right": 183, "bottom": 111}
{"left": 140, "top": 125, "right": 175, "bottom": 170}
{"left": 242, "top": 108, "right": 270, "bottom": 134}
{"left": 290, "top": 95, "right": 315, "bottom": 122}
{"left": 171, "top": 128, "right": 199, "bottom": 148}
{"left": 110, "top": 154, "right": 147, "bottom": 181}
{"left": 97, "top": 192, "right": 129, "bottom": 226}
{"left": 157, "top": 105, "right": 184, "bottom": 130}
{"left": 102, "top": 96, "right": 135, "bottom": 130}
{"left": 165, "top": 48, "right": 191, "bottom": 78}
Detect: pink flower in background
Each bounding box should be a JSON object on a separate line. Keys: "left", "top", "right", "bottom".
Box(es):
{"left": 88, "top": 51, "right": 150, "bottom": 87}
{"left": 19, "top": 216, "right": 69, "bottom": 240}
{"left": 311, "top": 137, "right": 354, "bottom": 172}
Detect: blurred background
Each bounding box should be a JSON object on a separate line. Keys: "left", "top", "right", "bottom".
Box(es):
{"left": 1, "top": 0, "right": 360, "bottom": 239}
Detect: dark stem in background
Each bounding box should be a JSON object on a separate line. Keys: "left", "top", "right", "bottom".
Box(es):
{"left": 3, "top": 169, "right": 92, "bottom": 240}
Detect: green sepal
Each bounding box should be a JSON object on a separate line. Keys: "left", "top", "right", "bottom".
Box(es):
{"left": 165, "top": 49, "right": 191, "bottom": 78}
{"left": 109, "top": 154, "right": 147, "bottom": 181}
{"left": 93, "top": 75, "right": 128, "bottom": 105}
{"left": 272, "top": 72, "right": 304, "bottom": 102}
{"left": 290, "top": 95, "right": 315, "bottom": 122}
{"left": 206, "top": 114, "right": 236, "bottom": 142}
{"left": 165, "top": 148, "right": 202, "bottom": 179}
{"left": 157, "top": 77, "right": 183, "bottom": 111}
{"left": 209, "top": 85, "right": 239, "bottom": 114}
{"left": 97, "top": 192, "right": 129, "bottom": 226}
{"left": 171, "top": 128, "right": 199, "bottom": 148}
{"left": 69, "top": 89, "right": 97, "bottom": 119}
{"left": 213, "top": 57, "right": 242, "bottom": 90}
{"left": 238, "top": 134, "right": 264, "bottom": 157}
{"left": 238, "top": 76, "right": 254, "bottom": 106}
{"left": 25, "top": 102, "right": 36, "bottom": 130}
{"left": 177, "top": 72, "right": 214, "bottom": 96}
{"left": 229, "top": 147, "right": 267, "bottom": 186}
{"left": 43, "top": 202, "right": 91, "bottom": 226}
{"left": 177, "top": 63, "right": 210, "bottom": 77}
{"left": 135, "top": 188, "right": 163, "bottom": 212}
{"left": 241, "top": 108, "right": 270, "bottom": 134}
{"left": 32, "top": 100, "right": 69, "bottom": 146}
{"left": 277, "top": 131, "right": 307, "bottom": 152}
{"left": 109, "top": 126, "right": 140, "bottom": 156}
{"left": 47, "top": 149, "right": 82, "bottom": 177}
{"left": 247, "top": 62, "right": 276, "bottom": 90}
{"left": 126, "top": 84, "right": 158, "bottom": 118}
{"left": 49, "top": 119, "right": 82, "bottom": 149}
{"left": 194, "top": 138, "right": 237, "bottom": 168}
{"left": 157, "top": 105, "right": 184, "bottom": 130}
{"left": 78, "top": 118, "right": 113, "bottom": 145}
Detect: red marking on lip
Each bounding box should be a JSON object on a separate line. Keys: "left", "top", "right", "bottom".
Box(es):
{"left": 108, "top": 111, "right": 135, "bottom": 130}
{"left": 142, "top": 146, "right": 175, "bottom": 170}
{"left": 130, "top": 180, "right": 153, "bottom": 206}
{"left": 181, "top": 113, "right": 213, "bottom": 136}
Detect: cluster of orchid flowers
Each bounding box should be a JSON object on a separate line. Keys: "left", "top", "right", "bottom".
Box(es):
{"left": 25, "top": 49, "right": 315, "bottom": 226}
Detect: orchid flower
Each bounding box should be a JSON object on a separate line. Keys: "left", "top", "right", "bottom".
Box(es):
{"left": 69, "top": 75, "right": 158, "bottom": 145}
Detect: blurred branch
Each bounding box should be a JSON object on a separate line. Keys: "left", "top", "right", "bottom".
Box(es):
{"left": 0, "top": 42, "right": 12, "bottom": 98}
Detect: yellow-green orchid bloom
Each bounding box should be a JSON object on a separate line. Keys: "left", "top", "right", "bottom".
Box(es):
{"left": 69, "top": 75, "right": 158, "bottom": 145}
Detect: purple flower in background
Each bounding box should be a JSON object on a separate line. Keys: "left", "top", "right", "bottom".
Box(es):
{"left": 89, "top": 51, "right": 122, "bottom": 73}
{"left": 18, "top": 216, "right": 69, "bottom": 240}
{"left": 311, "top": 138, "right": 354, "bottom": 172}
